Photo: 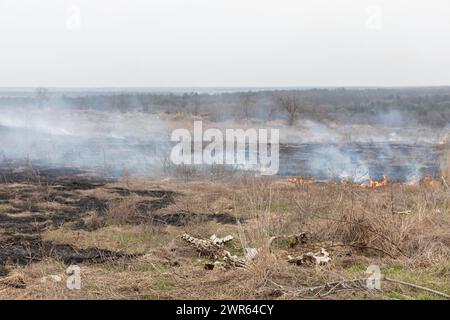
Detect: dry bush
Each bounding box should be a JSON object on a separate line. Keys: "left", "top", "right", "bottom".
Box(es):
{"left": 239, "top": 176, "right": 274, "bottom": 213}
{"left": 236, "top": 177, "right": 449, "bottom": 266}
{"left": 174, "top": 164, "right": 198, "bottom": 182}
{"left": 438, "top": 143, "right": 450, "bottom": 183}
{"left": 321, "top": 184, "right": 449, "bottom": 265}
{"left": 207, "top": 164, "right": 228, "bottom": 181}
{"left": 328, "top": 201, "right": 412, "bottom": 258}
{"left": 106, "top": 197, "right": 138, "bottom": 226}
{"left": 233, "top": 177, "right": 329, "bottom": 250}
{"left": 405, "top": 231, "right": 450, "bottom": 267}
{"left": 235, "top": 177, "right": 289, "bottom": 248}
{"left": 83, "top": 211, "right": 106, "bottom": 230}
{"left": 169, "top": 249, "right": 297, "bottom": 299}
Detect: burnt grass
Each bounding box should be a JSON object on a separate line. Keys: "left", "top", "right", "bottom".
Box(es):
{"left": 0, "top": 164, "right": 238, "bottom": 276}
{"left": 0, "top": 172, "right": 135, "bottom": 275}
{"left": 0, "top": 235, "right": 135, "bottom": 268}
{"left": 145, "top": 210, "right": 241, "bottom": 226}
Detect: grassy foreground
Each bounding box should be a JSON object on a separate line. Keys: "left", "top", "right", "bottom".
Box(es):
{"left": 0, "top": 176, "right": 449, "bottom": 300}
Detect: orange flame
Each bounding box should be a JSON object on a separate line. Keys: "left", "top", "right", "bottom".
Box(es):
{"left": 368, "top": 175, "right": 388, "bottom": 188}
{"left": 288, "top": 177, "right": 315, "bottom": 186}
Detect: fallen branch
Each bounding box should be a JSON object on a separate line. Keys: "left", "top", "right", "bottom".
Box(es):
{"left": 269, "top": 278, "right": 368, "bottom": 298}
{"left": 270, "top": 276, "right": 450, "bottom": 300}
{"left": 441, "top": 176, "right": 450, "bottom": 191}
{"left": 267, "top": 232, "right": 310, "bottom": 252}
{"left": 0, "top": 273, "right": 26, "bottom": 289}
{"left": 384, "top": 276, "right": 450, "bottom": 299}
{"left": 392, "top": 210, "right": 412, "bottom": 215}
{"left": 325, "top": 243, "right": 398, "bottom": 259}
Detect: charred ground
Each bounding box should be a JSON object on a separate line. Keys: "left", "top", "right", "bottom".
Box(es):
{"left": 0, "top": 163, "right": 242, "bottom": 284}
{"left": 0, "top": 160, "right": 448, "bottom": 299}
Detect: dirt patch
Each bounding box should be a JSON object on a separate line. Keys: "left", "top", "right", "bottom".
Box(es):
{"left": 136, "top": 196, "right": 176, "bottom": 213}
{"left": 0, "top": 164, "right": 110, "bottom": 187}
{"left": 75, "top": 196, "right": 109, "bottom": 212}
{"left": 109, "top": 187, "right": 177, "bottom": 199}
{"left": 145, "top": 210, "right": 241, "bottom": 226}
{"left": 0, "top": 212, "right": 52, "bottom": 234}
{"left": 10, "top": 201, "right": 40, "bottom": 213}
{"left": 100, "top": 194, "right": 236, "bottom": 227}
{"left": 0, "top": 192, "right": 11, "bottom": 201}
{"left": 0, "top": 193, "right": 110, "bottom": 234}
{"left": 0, "top": 179, "right": 185, "bottom": 235}
{"left": 0, "top": 164, "right": 243, "bottom": 282}
{"left": 54, "top": 180, "right": 107, "bottom": 191}
{"left": 0, "top": 235, "right": 137, "bottom": 276}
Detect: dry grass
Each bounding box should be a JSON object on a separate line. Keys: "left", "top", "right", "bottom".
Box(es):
{"left": 0, "top": 177, "right": 449, "bottom": 300}
{"left": 439, "top": 143, "right": 450, "bottom": 185}
{"left": 105, "top": 196, "right": 139, "bottom": 226}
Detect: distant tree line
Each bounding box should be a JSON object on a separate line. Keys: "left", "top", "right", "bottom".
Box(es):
{"left": 1, "top": 87, "right": 450, "bottom": 127}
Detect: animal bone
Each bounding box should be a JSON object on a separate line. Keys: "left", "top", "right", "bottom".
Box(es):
{"left": 210, "top": 234, "right": 233, "bottom": 246}
{"left": 244, "top": 248, "right": 259, "bottom": 261}
{"left": 181, "top": 233, "right": 247, "bottom": 268}
{"left": 288, "top": 248, "right": 331, "bottom": 266}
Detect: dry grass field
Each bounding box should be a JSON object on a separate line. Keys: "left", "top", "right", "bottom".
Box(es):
{"left": 2, "top": 0, "right": 450, "bottom": 303}
{"left": 0, "top": 165, "right": 449, "bottom": 300}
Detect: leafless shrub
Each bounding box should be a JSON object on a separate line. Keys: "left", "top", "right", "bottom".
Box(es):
{"left": 239, "top": 92, "right": 256, "bottom": 121}
{"left": 235, "top": 176, "right": 449, "bottom": 265}
{"left": 34, "top": 87, "right": 50, "bottom": 108}
{"left": 235, "top": 177, "right": 301, "bottom": 249}
{"left": 275, "top": 94, "right": 303, "bottom": 125}
{"left": 318, "top": 184, "right": 449, "bottom": 263}
{"left": 208, "top": 164, "right": 228, "bottom": 181}
{"left": 438, "top": 143, "right": 450, "bottom": 185}
{"left": 122, "top": 165, "right": 131, "bottom": 187}
{"left": 83, "top": 211, "right": 106, "bottom": 230}
{"left": 106, "top": 197, "right": 138, "bottom": 226}
{"left": 174, "top": 164, "right": 198, "bottom": 182}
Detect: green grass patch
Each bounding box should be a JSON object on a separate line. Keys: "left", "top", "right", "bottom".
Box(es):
{"left": 270, "top": 200, "right": 290, "bottom": 212}
{"left": 382, "top": 263, "right": 450, "bottom": 299}
{"left": 346, "top": 263, "right": 366, "bottom": 273}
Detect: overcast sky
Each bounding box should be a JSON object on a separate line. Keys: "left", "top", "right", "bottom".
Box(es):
{"left": 0, "top": 0, "right": 449, "bottom": 87}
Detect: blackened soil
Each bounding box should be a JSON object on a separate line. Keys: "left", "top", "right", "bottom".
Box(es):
{"left": 0, "top": 235, "right": 136, "bottom": 269}
{"left": 0, "top": 163, "right": 111, "bottom": 187}
{"left": 136, "top": 197, "right": 176, "bottom": 213}
{"left": 137, "top": 210, "right": 241, "bottom": 226}
{"left": 109, "top": 187, "right": 177, "bottom": 199}
{"left": 0, "top": 166, "right": 147, "bottom": 276}
{"left": 0, "top": 163, "right": 238, "bottom": 278}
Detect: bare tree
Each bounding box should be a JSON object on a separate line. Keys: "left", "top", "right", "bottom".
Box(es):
{"left": 137, "top": 94, "right": 152, "bottom": 113}
{"left": 111, "top": 94, "right": 131, "bottom": 113}
{"left": 186, "top": 92, "right": 200, "bottom": 115}
{"left": 239, "top": 92, "right": 256, "bottom": 121}
{"left": 275, "top": 94, "right": 302, "bottom": 125}
{"left": 35, "top": 87, "right": 50, "bottom": 108}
